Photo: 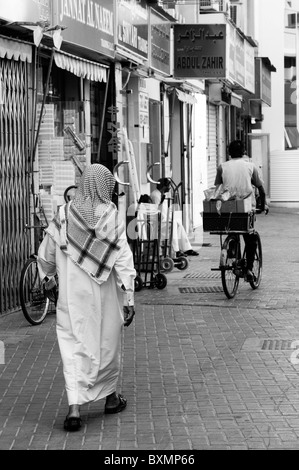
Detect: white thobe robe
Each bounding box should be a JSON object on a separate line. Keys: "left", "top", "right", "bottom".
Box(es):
{"left": 150, "top": 189, "right": 192, "bottom": 253}
{"left": 37, "top": 232, "right": 136, "bottom": 406}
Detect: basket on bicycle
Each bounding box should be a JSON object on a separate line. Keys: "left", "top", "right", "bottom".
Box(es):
{"left": 202, "top": 212, "right": 255, "bottom": 232}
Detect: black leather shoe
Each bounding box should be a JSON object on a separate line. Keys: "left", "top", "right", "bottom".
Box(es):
{"left": 64, "top": 416, "right": 82, "bottom": 432}
{"left": 184, "top": 250, "right": 199, "bottom": 256}
{"left": 176, "top": 251, "right": 185, "bottom": 257}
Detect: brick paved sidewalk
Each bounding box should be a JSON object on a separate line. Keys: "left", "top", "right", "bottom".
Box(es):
{"left": 0, "top": 209, "right": 299, "bottom": 450}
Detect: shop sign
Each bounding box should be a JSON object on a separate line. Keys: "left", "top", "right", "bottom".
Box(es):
{"left": 150, "top": 9, "right": 171, "bottom": 75}
{"left": 117, "top": 0, "right": 149, "bottom": 61}
{"left": 0, "top": 0, "right": 51, "bottom": 23}
{"left": 139, "top": 91, "right": 149, "bottom": 142}
{"left": 107, "top": 106, "right": 121, "bottom": 159}
{"left": 261, "top": 64, "right": 272, "bottom": 105}
{"left": 244, "top": 41, "right": 255, "bottom": 94}
{"left": 227, "top": 23, "right": 236, "bottom": 82}
{"left": 54, "top": 0, "right": 115, "bottom": 58}
{"left": 254, "top": 58, "right": 272, "bottom": 106}
{"left": 173, "top": 24, "right": 226, "bottom": 79}
{"left": 235, "top": 31, "right": 245, "bottom": 88}
{"left": 227, "top": 23, "right": 255, "bottom": 94}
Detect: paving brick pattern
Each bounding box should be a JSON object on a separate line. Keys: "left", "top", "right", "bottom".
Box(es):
{"left": 0, "top": 209, "right": 299, "bottom": 450}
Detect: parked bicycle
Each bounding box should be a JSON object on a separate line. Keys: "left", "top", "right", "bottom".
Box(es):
{"left": 19, "top": 204, "right": 58, "bottom": 326}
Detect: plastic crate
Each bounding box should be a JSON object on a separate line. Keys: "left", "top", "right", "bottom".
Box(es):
{"left": 202, "top": 212, "right": 254, "bottom": 232}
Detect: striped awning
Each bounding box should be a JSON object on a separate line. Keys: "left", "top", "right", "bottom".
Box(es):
{"left": 0, "top": 36, "right": 32, "bottom": 63}
{"left": 54, "top": 50, "right": 108, "bottom": 82}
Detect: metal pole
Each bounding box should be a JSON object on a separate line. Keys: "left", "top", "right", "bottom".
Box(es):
{"left": 31, "top": 48, "right": 54, "bottom": 166}
{"left": 97, "top": 67, "right": 110, "bottom": 162}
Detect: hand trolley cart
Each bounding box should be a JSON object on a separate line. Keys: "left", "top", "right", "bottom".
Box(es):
{"left": 133, "top": 202, "right": 167, "bottom": 292}
{"left": 160, "top": 179, "right": 189, "bottom": 273}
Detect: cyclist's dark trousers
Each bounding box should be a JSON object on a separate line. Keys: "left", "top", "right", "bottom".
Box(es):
{"left": 243, "top": 233, "right": 258, "bottom": 271}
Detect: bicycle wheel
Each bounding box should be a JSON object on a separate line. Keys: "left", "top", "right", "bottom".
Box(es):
{"left": 221, "top": 234, "right": 240, "bottom": 299}
{"left": 19, "top": 257, "right": 50, "bottom": 325}
{"left": 249, "top": 232, "right": 262, "bottom": 289}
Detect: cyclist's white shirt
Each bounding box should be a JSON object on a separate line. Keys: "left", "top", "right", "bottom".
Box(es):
{"left": 214, "top": 157, "right": 263, "bottom": 208}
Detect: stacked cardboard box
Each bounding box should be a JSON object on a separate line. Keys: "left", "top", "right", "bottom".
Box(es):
{"left": 52, "top": 161, "right": 76, "bottom": 196}
{"left": 40, "top": 193, "right": 57, "bottom": 224}
{"left": 36, "top": 104, "right": 55, "bottom": 138}
{"left": 203, "top": 197, "right": 252, "bottom": 213}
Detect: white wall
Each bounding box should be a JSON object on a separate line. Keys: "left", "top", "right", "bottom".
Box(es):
{"left": 253, "top": 0, "right": 285, "bottom": 152}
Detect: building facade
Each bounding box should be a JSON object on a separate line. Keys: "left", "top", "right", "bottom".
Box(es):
{"left": 0, "top": 0, "right": 276, "bottom": 315}
{"left": 251, "top": 0, "right": 299, "bottom": 207}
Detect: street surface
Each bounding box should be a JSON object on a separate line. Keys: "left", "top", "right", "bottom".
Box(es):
{"left": 0, "top": 208, "right": 298, "bottom": 450}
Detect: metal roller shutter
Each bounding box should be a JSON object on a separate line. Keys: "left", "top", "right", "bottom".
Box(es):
{"left": 207, "top": 103, "right": 218, "bottom": 188}
{"left": 270, "top": 151, "right": 299, "bottom": 202}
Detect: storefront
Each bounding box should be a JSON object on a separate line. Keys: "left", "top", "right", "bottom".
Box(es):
{"left": 0, "top": 0, "right": 114, "bottom": 314}
{"left": 115, "top": 1, "right": 175, "bottom": 207}
{"left": 0, "top": 0, "right": 51, "bottom": 315}
{"left": 33, "top": 47, "right": 109, "bottom": 222}
{"left": 0, "top": 35, "right": 33, "bottom": 314}
{"left": 173, "top": 16, "right": 256, "bottom": 187}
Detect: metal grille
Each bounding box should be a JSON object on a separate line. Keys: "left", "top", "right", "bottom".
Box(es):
{"left": 179, "top": 286, "right": 223, "bottom": 293}
{"left": 0, "top": 57, "right": 30, "bottom": 314}
{"left": 183, "top": 271, "right": 221, "bottom": 279}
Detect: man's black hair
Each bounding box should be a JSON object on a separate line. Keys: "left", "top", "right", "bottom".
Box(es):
{"left": 157, "top": 178, "right": 170, "bottom": 190}
{"left": 228, "top": 140, "right": 245, "bottom": 159}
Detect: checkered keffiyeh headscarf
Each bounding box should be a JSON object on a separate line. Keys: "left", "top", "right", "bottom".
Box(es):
{"left": 72, "top": 164, "right": 116, "bottom": 227}
{"left": 47, "top": 164, "right": 126, "bottom": 283}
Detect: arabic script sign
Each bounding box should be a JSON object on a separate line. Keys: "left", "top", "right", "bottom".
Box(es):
{"left": 173, "top": 24, "right": 226, "bottom": 79}
{"left": 150, "top": 9, "right": 171, "bottom": 75}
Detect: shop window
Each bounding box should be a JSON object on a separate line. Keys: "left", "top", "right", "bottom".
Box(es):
{"left": 35, "top": 60, "right": 86, "bottom": 222}
{"left": 90, "top": 81, "right": 111, "bottom": 166}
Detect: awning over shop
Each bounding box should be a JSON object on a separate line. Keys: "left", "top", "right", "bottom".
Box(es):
{"left": 231, "top": 92, "right": 242, "bottom": 108}
{"left": 0, "top": 36, "right": 32, "bottom": 63}
{"left": 175, "top": 88, "right": 197, "bottom": 105}
{"left": 54, "top": 50, "right": 108, "bottom": 82}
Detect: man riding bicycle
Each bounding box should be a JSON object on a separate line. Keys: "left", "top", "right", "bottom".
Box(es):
{"left": 214, "top": 140, "right": 269, "bottom": 281}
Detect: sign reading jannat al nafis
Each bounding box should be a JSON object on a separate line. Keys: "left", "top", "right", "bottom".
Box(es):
{"left": 174, "top": 24, "right": 226, "bottom": 79}
{"left": 54, "top": 0, "right": 115, "bottom": 58}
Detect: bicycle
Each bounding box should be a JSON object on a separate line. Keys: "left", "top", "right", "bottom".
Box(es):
{"left": 19, "top": 206, "right": 58, "bottom": 326}
{"left": 19, "top": 183, "right": 88, "bottom": 325}
{"left": 203, "top": 209, "right": 265, "bottom": 299}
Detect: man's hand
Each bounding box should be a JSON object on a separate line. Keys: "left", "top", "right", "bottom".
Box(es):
{"left": 43, "top": 277, "right": 58, "bottom": 304}
{"left": 123, "top": 306, "right": 135, "bottom": 327}
{"left": 44, "top": 277, "right": 57, "bottom": 290}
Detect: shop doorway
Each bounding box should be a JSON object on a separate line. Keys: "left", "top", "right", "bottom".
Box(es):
{"left": 248, "top": 133, "right": 270, "bottom": 196}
